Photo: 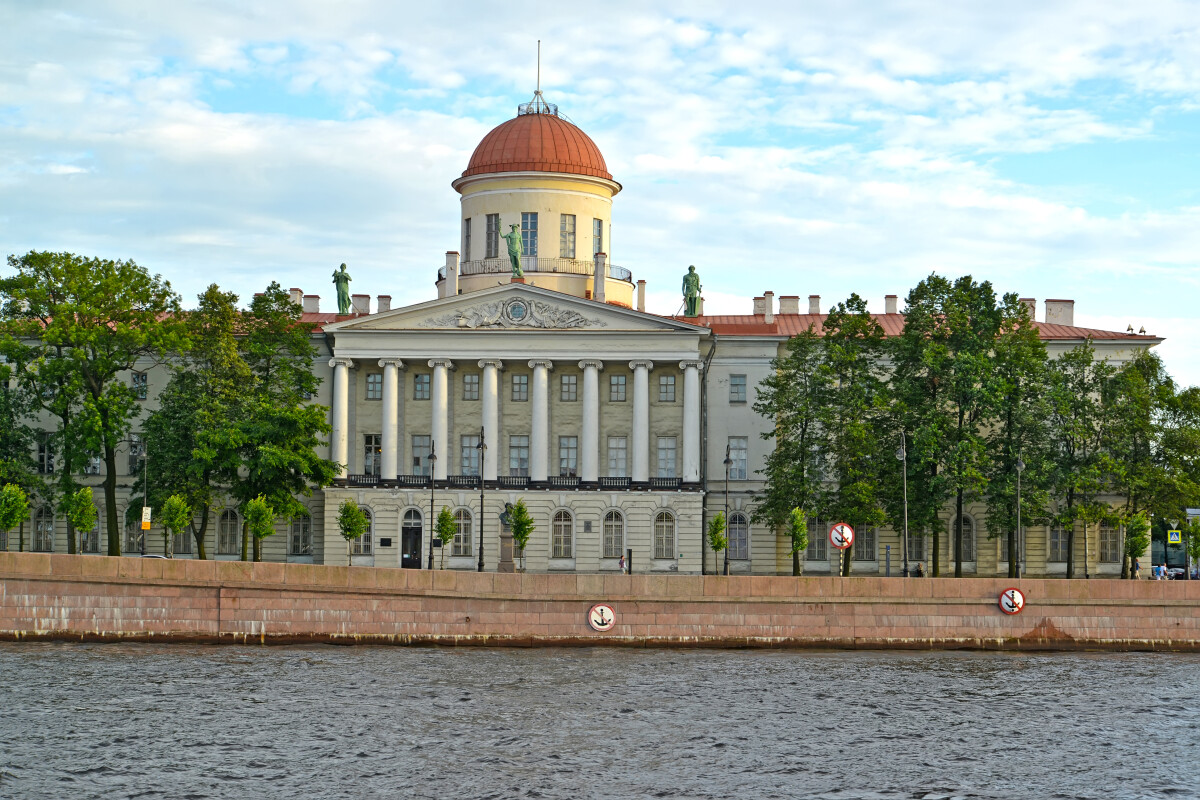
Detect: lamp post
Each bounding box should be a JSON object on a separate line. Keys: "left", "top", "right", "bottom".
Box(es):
{"left": 426, "top": 441, "right": 437, "bottom": 570}
{"left": 476, "top": 426, "right": 486, "bottom": 573}
{"left": 1016, "top": 457, "right": 1025, "bottom": 579}
{"left": 723, "top": 443, "right": 732, "bottom": 576}
{"left": 896, "top": 431, "right": 908, "bottom": 578}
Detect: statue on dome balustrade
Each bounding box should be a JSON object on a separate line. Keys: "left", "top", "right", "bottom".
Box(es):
{"left": 332, "top": 263, "right": 352, "bottom": 315}
{"left": 501, "top": 224, "right": 525, "bottom": 278}
{"left": 682, "top": 265, "right": 702, "bottom": 317}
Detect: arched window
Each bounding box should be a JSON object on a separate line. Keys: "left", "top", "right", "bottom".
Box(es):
{"left": 653, "top": 511, "right": 675, "bottom": 560}
{"left": 953, "top": 515, "right": 976, "bottom": 562}
{"left": 552, "top": 510, "right": 573, "bottom": 559}
{"left": 806, "top": 518, "right": 828, "bottom": 562}
{"left": 1099, "top": 522, "right": 1119, "bottom": 563}
{"left": 602, "top": 511, "right": 624, "bottom": 559}
{"left": 728, "top": 512, "right": 749, "bottom": 561}
{"left": 33, "top": 506, "right": 54, "bottom": 552}
{"left": 452, "top": 509, "right": 473, "bottom": 557}
{"left": 80, "top": 507, "right": 101, "bottom": 553}
{"left": 290, "top": 511, "right": 312, "bottom": 556}
{"left": 403, "top": 508, "right": 422, "bottom": 534}
{"left": 218, "top": 509, "right": 240, "bottom": 555}
{"left": 352, "top": 508, "right": 373, "bottom": 555}
{"left": 853, "top": 527, "right": 876, "bottom": 562}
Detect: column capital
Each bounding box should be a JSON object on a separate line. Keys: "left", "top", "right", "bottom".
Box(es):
{"left": 628, "top": 359, "right": 655, "bottom": 371}
{"left": 477, "top": 359, "right": 504, "bottom": 370}
{"left": 329, "top": 357, "right": 355, "bottom": 369}
{"left": 378, "top": 358, "right": 405, "bottom": 369}
{"left": 679, "top": 359, "right": 705, "bottom": 371}
{"left": 427, "top": 358, "right": 456, "bottom": 370}
{"left": 527, "top": 359, "right": 555, "bottom": 370}
{"left": 577, "top": 359, "right": 604, "bottom": 371}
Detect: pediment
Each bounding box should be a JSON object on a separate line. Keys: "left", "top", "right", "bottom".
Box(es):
{"left": 323, "top": 284, "right": 706, "bottom": 334}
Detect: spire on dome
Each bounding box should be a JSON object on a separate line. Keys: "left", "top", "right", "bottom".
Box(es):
{"left": 518, "top": 40, "right": 558, "bottom": 116}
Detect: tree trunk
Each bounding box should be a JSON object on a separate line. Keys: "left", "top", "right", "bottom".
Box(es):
{"left": 253, "top": 534, "right": 261, "bottom": 562}
{"left": 18, "top": 518, "right": 24, "bottom": 552}
{"left": 192, "top": 505, "right": 209, "bottom": 560}
{"left": 1064, "top": 495, "right": 1075, "bottom": 579}
{"left": 67, "top": 521, "right": 76, "bottom": 556}
{"left": 841, "top": 546, "right": 851, "bottom": 576}
{"left": 792, "top": 549, "right": 800, "bottom": 576}
{"left": 1082, "top": 522, "right": 1089, "bottom": 579}
{"left": 103, "top": 442, "right": 120, "bottom": 555}
{"left": 955, "top": 489, "right": 964, "bottom": 577}
{"left": 241, "top": 519, "right": 249, "bottom": 561}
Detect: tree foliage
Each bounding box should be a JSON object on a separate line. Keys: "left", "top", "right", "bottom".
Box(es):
{"left": 435, "top": 506, "right": 457, "bottom": 569}
{"left": 0, "top": 483, "right": 29, "bottom": 537}
{"left": 244, "top": 495, "right": 276, "bottom": 562}
{"left": 508, "top": 499, "right": 534, "bottom": 570}
{"left": 158, "top": 493, "right": 191, "bottom": 558}
{"left": 337, "top": 498, "right": 369, "bottom": 564}
{"left": 707, "top": 511, "right": 728, "bottom": 572}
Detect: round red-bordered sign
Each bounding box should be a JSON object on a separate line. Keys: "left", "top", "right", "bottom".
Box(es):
{"left": 588, "top": 604, "right": 616, "bottom": 632}
{"left": 999, "top": 587, "right": 1026, "bottom": 615}
{"left": 828, "top": 522, "right": 855, "bottom": 550}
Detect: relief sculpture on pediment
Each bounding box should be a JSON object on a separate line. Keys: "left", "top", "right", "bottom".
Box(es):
{"left": 419, "top": 298, "right": 605, "bottom": 330}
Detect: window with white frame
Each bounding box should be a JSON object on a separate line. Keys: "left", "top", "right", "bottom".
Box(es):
{"left": 412, "top": 435, "right": 432, "bottom": 476}
{"left": 953, "top": 515, "right": 976, "bottom": 562}
{"left": 132, "top": 371, "right": 148, "bottom": 400}
{"left": 656, "top": 437, "right": 677, "bottom": 478}
{"left": 461, "top": 434, "right": 481, "bottom": 476}
{"left": 909, "top": 533, "right": 927, "bottom": 563}
{"left": 560, "top": 374, "right": 577, "bottom": 402}
{"left": 365, "top": 373, "right": 382, "bottom": 401}
{"left": 653, "top": 512, "right": 676, "bottom": 559}
{"left": 729, "top": 374, "right": 747, "bottom": 403}
{"left": 607, "top": 437, "right": 627, "bottom": 477}
{"left": 218, "top": 510, "right": 240, "bottom": 555}
{"left": 173, "top": 523, "right": 191, "bottom": 555}
{"left": 84, "top": 455, "right": 101, "bottom": 475}
{"left": 552, "top": 510, "right": 573, "bottom": 558}
{"left": 413, "top": 373, "right": 430, "bottom": 400}
{"left": 402, "top": 509, "right": 422, "bottom": 545}
{"left": 1049, "top": 525, "right": 1069, "bottom": 562}
{"left": 806, "top": 518, "right": 828, "bottom": 562}
{"left": 125, "top": 520, "right": 144, "bottom": 555}
{"left": 659, "top": 374, "right": 675, "bottom": 402}
{"left": 33, "top": 506, "right": 54, "bottom": 552}
{"left": 560, "top": 214, "right": 576, "bottom": 259}
{"left": 352, "top": 508, "right": 373, "bottom": 555}
{"left": 486, "top": 213, "right": 500, "bottom": 259}
{"left": 452, "top": 509, "right": 472, "bottom": 557}
{"left": 80, "top": 508, "right": 100, "bottom": 553}
{"left": 37, "top": 434, "right": 54, "bottom": 474}
{"left": 609, "top": 374, "right": 626, "bottom": 402}
{"left": 521, "top": 212, "right": 538, "bottom": 256}
{"left": 364, "top": 434, "right": 382, "bottom": 477}
{"left": 593, "top": 218, "right": 603, "bottom": 255}
{"left": 462, "top": 217, "right": 472, "bottom": 262}
{"left": 728, "top": 512, "right": 750, "bottom": 560}
{"left": 853, "top": 527, "right": 876, "bottom": 562}
{"left": 559, "top": 436, "right": 578, "bottom": 477}
{"left": 509, "top": 435, "right": 530, "bottom": 477}
{"left": 290, "top": 512, "right": 312, "bottom": 556}
{"left": 463, "top": 373, "right": 479, "bottom": 401}
{"left": 512, "top": 374, "right": 528, "bottom": 402}
{"left": 728, "top": 437, "right": 748, "bottom": 480}
{"left": 1099, "top": 522, "right": 1119, "bottom": 562}
{"left": 0, "top": 527, "right": 6, "bottom": 551}
{"left": 127, "top": 434, "right": 143, "bottom": 476}
{"left": 603, "top": 510, "right": 624, "bottom": 559}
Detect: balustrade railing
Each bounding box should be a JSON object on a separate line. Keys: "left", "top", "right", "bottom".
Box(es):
{"left": 439, "top": 257, "right": 632, "bottom": 283}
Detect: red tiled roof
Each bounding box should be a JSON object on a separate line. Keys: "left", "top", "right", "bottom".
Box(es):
{"left": 462, "top": 112, "right": 612, "bottom": 180}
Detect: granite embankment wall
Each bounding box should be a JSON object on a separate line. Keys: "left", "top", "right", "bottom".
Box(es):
{"left": 1, "top": 551, "right": 1198, "bottom": 650}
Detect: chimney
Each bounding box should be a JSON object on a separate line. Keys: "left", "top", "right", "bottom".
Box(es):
{"left": 288, "top": 287, "right": 303, "bottom": 306}
{"left": 1020, "top": 297, "right": 1036, "bottom": 320}
{"left": 637, "top": 280, "right": 646, "bottom": 312}
{"left": 763, "top": 291, "right": 774, "bottom": 324}
{"left": 377, "top": 295, "right": 391, "bottom": 313}
{"left": 351, "top": 294, "right": 370, "bottom": 315}
{"left": 884, "top": 295, "right": 898, "bottom": 314}
{"left": 303, "top": 294, "right": 320, "bottom": 313}
{"left": 444, "top": 251, "right": 459, "bottom": 297}
{"left": 778, "top": 295, "right": 800, "bottom": 314}
{"left": 593, "top": 252, "right": 607, "bottom": 304}
{"left": 752, "top": 296, "right": 766, "bottom": 315}
{"left": 1044, "top": 299, "right": 1074, "bottom": 327}
{"left": 809, "top": 295, "right": 821, "bottom": 315}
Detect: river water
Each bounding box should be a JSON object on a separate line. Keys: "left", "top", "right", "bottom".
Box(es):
{"left": 0, "top": 644, "right": 1196, "bottom": 799}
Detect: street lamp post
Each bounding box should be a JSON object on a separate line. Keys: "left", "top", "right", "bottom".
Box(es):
{"left": 896, "top": 431, "right": 908, "bottom": 578}
{"left": 476, "top": 426, "right": 486, "bottom": 573}
{"left": 1016, "top": 457, "right": 1025, "bottom": 579}
{"left": 723, "top": 444, "right": 732, "bottom": 576}
{"left": 426, "top": 441, "right": 437, "bottom": 570}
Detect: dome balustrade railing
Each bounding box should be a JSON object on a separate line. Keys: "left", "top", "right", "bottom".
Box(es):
{"left": 438, "top": 257, "right": 632, "bottom": 283}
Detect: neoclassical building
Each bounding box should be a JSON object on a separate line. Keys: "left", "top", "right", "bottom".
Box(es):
{"left": 7, "top": 92, "right": 1162, "bottom": 576}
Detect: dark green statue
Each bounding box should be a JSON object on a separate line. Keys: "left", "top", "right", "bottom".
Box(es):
{"left": 682, "top": 265, "right": 701, "bottom": 317}
{"left": 500, "top": 223, "right": 525, "bottom": 278}
{"left": 333, "top": 263, "right": 352, "bottom": 315}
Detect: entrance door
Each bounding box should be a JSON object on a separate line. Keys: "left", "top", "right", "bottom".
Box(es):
{"left": 401, "top": 509, "right": 422, "bottom": 569}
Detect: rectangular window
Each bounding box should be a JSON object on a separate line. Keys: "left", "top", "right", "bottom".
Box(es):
{"left": 730, "top": 374, "right": 747, "bottom": 403}
{"left": 1049, "top": 525, "right": 1069, "bottom": 562}
{"left": 593, "top": 218, "right": 603, "bottom": 255}
{"left": 131, "top": 372, "right": 148, "bottom": 400}
{"left": 411, "top": 435, "right": 432, "bottom": 477}
{"left": 607, "top": 436, "right": 627, "bottom": 477}
{"left": 363, "top": 434, "right": 381, "bottom": 477}
{"left": 806, "top": 519, "right": 828, "bottom": 562}
{"left": 559, "top": 436, "right": 578, "bottom": 477}
{"left": 609, "top": 374, "right": 626, "bottom": 402}
{"left": 290, "top": 514, "right": 313, "bottom": 556}
{"left": 127, "top": 434, "right": 143, "bottom": 476}
{"left": 80, "top": 513, "right": 100, "bottom": 553}
{"left": 217, "top": 512, "right": 239, "bottom": 556}
{"left": 659, "top": 374, "right": 676, "bottom": 403}
{"left": 413, "top": 373, "right": 430, "bottom": 400}
{"left": 452, "top": 511, "right": 472, "bottom": 557}
{"left": 909, "top": 534, "right": 927, "bottom": 563}
{"left": 521, "top": 212, "right": 538, "bottom": 257}
{"left": 509, "top": 435, "right": 530, "bottom": 477}
{"left": 486, "top": 213, "right": 500, "bottom": 259}
{"left": 84, "top": 455, "right": 101, "bottom": 475}
{"left": 37, "top": 435, "right": 54, "bottom": 474}
{"left": 560, "top": 374, "right": 577, "bottom": 402}
{"left": 461, "top": 434, "right": 481, "bottom": 476}
{"left": 728, "top": 437, "right": 748, "bottom": 480}
{"left": 559, "top": 214, "right": 576, "bottom": 259}
{"left": 853, "top": 527, "right": 877, "bottom": 562}
{"left": 173, "top": 526, "right": 191, "bottom": 555}
{"left": 365, "top": 373, "right": 382, "bottom": 401}
{"left": 1100, "top": 523, "right": 1120, "bottom": 563}
{"left": 656, "top": 437, "right": 677, "bottom": 478}
{"left": 512, "top": 374, "right": 529, "bottom": 402}
{"left": 462, "top": 217, "right": 471, "bottom": 262}
{"left": 463, "top": 374, "right": 479, "bottom": 401}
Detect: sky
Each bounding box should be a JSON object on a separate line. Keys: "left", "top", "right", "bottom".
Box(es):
{"left": 3, "top": 1, "right": 1200, "bottom": 382}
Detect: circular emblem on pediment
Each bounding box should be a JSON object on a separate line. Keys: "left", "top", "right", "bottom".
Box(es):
{"left": 504, "top": 299, "right": 530, "bottom": 324}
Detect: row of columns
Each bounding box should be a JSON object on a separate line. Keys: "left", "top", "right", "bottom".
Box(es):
{"left": 329, "top": 357, "right": 705, "bottom": 484}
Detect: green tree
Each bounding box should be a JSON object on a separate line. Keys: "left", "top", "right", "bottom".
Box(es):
{"left": 63, "top": 486, "right": 97, "bottom": 555}
{"left": 1124, "top": 512, "right": 1151, "bottom": 578}
{"left": 337, "top": 498, "right": 369, "bottom": 564}
{"left": 0, "top": 365, "right": 42, "bottom": 551}
{"left": 752, "top": 327, "right": 827, "bottom": 576}
{"left": 707, "top": 511, "right": 728, "bottom": 573}
{"left": 244, "top": 496, "right": 276, "bottom": 562}
{"left": 0, "top": 251, "right": 185, "bottom": 556}
{"left": 786, "top": 507, "right": 808, "bottom": 571}
{"left": 0, "top": 483, "right": 29, "bottom": 549}
{"left": 158, "top": 494, "right": 191, "bottom": 558}
{"left": 434, "top": 506, "right": 457, "bottom": 569}
{"left": 508, "top": 499, "right": 534, "bottom": 572}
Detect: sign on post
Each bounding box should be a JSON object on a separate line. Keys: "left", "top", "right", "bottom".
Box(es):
{"left": 999, "top": 587, "right": 1026, "bottom": 615}
{"left": 141, "top": 506, "right": 152, "bottom": 531}
{"left": 588, "top": 604, "right": 616, "bottom": 632}
{"left": 1168, "top": 530, "right": 1182, "bottom": 545}
{"left": 828, "top": 522, "right": 855, "bottom": 550}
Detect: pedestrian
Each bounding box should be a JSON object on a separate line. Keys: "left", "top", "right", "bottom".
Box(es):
{"left": 1132, "top": 558, "right": 1141, "bottom": 579}
{"left": 915, "top": 562, "right": 926, "bottom": 578}
{"left": 618, "top": 554, "right": 626, "bottom": 574}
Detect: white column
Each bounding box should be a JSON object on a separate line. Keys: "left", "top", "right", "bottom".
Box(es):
{"left": 529, "top": 359, "right": 553, "bottom": 482}
{"left": 680, "top": 360, "right": 703, "bottom": 483}
{"left": 630, "top": 360, "right": 653, "bottom": 483}
{"left": 378, "top": 359, "right": 404, "bottom": 480}
{"left": 579, "top": 360, "right": 603, "bottom": 483}
{"left": 428, "top": 359, "right": 453, "bottom": 481}
{"left": 329, "top": 358, "right": 354, "bottom": 478}
{"left": 478, "top": 359, "right": 503, "bottom": 481}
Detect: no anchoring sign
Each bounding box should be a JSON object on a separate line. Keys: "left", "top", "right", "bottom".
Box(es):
{"left": 828, "top": 522, "right": 855, "bottom": 550}
{"left": 588, "top": 604, "right": 616, "bottom": 632}
{"left": 999, "top": 588, "right": 1026, "bottom": 615}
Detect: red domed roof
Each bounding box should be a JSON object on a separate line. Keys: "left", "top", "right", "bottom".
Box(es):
{"left": 462, "top": 111, "right": 612, "bottom": 181}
